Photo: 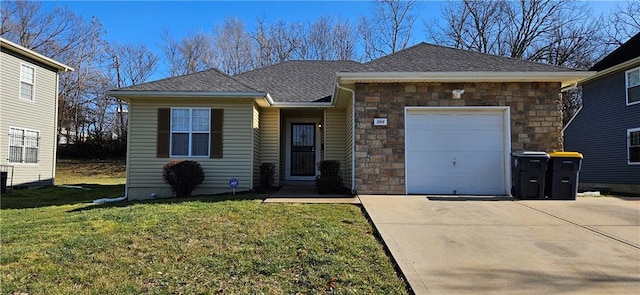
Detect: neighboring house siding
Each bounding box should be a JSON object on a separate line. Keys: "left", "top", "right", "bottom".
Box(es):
{"left": 260, "top": 108, "right": 280, "bottom": 186}
{"left": 252, "top": 103, "right": 260, "bottom": 188}
{"left": 565, "top": 71, "right": 640, "bottom": 185}
{"left": 344, "top": 97, "right": 354, "bottom": 191}
{"left": 325, "top": 108, "right": 347, "bottom": 180}
{"left": 354, "top": 82, "right": 562, "bottom": 194}
{"left": 126, "top": 99, "right": 254, "bottom": 199}
{"left": 0, "top": 50, "right": 57, "bottom": 187}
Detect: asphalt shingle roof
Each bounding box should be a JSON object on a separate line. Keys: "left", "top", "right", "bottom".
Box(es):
{"left": 114, "top": 68, "right": 258, "bottom": 93}
{"left": 362, "top": 42, "right": 581, "bottom": 72}
{"left": 112, "top": 43, "right": 584, "bottom": 102}
{"left": 234, "top": 60, "right": 364, "bottom": 102}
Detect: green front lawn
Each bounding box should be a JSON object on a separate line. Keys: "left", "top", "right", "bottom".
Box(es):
{"left": 1, "top": 196, "right": 409, "bottom": 294}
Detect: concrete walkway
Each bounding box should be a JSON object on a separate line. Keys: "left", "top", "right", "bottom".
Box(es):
{"left": 360, "top": 195, "right": 640, "bottom": 295}
{"left": 263, "top": 185, "right": 359, "bottom": 204}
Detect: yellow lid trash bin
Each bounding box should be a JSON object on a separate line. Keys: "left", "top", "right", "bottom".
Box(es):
{"left": 548, "top": 151, "right": 583, "bottom": 159}
{"left": 545, "top": 151, "right": 583, "bottom": 200}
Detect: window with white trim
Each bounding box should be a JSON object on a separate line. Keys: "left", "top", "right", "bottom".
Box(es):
{"left": 627, "top": 67, "right": 640, "bottom": 105}
{"left": 629, "top": 128, "right": 640, "bottom": 164}
{"left": 171, "top": 108, "right": 210, "bottom": 157}
{"left": 8, "top": 127, "right": 39, "bottom": 164}
{"left": 20, "top": 64, "right": 35, "bottom": 101}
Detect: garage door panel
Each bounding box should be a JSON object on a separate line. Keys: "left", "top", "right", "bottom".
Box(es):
{"left": 406, "top": 108, "right": 508, "bottom": 195}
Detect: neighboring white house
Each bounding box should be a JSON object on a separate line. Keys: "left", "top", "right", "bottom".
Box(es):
{"left": 0, "top": 38, "right": 73, "bottom": 189}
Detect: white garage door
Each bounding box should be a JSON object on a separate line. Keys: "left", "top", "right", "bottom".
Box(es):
{"left": 405, "top": 108, "right": 509, "bottom": 195}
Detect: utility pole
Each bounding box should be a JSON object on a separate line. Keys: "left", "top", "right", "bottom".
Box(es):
{"left": 114, "top": 54, "right": 126, "bottom": 144}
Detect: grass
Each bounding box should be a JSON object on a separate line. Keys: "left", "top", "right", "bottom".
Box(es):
{"left": 1, "top": 184, "right": 125, "bottom": 209}
{"left": 1, "top": 199, "right": 409, "bottom": 294}
{"left": 55, "top": 158, "right": 126, "bottom": 185}
{"left": 1, "top": 159, "right": 410, "bottom": 294}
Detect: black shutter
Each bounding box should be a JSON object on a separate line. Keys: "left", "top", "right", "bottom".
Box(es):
{"left": 157, "top": 108, "right": 170, "bottom": 158}
{"left": 210, "top": 109, "right": 223, "bottom": 158}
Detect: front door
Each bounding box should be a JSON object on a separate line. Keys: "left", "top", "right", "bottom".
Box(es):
{"left": 291, "top": 123, "right": 316, "bottom": 176}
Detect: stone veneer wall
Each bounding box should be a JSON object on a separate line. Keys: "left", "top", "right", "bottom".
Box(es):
{"left": 354, "top": 82, "right": 563, "bottom": 194}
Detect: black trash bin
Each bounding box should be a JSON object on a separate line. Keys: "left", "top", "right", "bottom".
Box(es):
{"left": 1, "top": 171, "right": 7, "bottom": 194}
{"left": 511, "top": 151, "right": 550, "bottom": 199}
{"left": 545, "top": 152, "right": 583, "bottom": 200}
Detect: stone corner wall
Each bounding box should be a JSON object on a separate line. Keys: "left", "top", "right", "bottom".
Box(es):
{"left": 353, "top": 82, "right": 563, "bottom": 195}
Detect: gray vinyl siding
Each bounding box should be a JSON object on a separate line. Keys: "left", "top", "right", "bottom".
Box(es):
{"left": 564, "top": 69, "right": 640, "bottom": 185}
{"left": 126, "top": 99, "right": 255, "bottom": 199}
{"left": 0, "top": 50, "right": 58, "bottom": 187}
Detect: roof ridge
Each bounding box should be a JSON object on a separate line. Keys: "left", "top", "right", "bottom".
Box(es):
{"left": 365, "top": 42, "right": 581, "bottom": 71}
{"left": 223, "top": 70, "right": 262, "bottom": 92}
{"left": 235, "top": 59, "right": 362, "bottom": 77}
{"left": 363, "top": 42, "right": 426, "bottom": 65}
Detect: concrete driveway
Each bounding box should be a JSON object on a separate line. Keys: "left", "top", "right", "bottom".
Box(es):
{"left": 359, "top": 196, "right": 640, "bottom": 294}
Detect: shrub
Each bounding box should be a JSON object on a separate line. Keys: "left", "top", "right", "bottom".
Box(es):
{"left": 163, "top": 160, "right": 204, "bottom": 197}
{"left": 319, "top": 160, "right": 341, "bottom": 177}
{"left": 315, "top": 160, "right": 345, "bottom": 194}
{"left": 259, "top": 163, "right": 275, "bottom": 190}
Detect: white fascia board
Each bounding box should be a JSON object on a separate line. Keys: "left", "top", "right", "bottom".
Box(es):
{"left": 578, "top": 57, "right": 640, "bottom": 85}
{"left": 337, "top": 71, "right": 595, "bottom": 88}
{"left": 1, "top": 37, "right": 74, "bottom": 72}
{"left": 269, "top": 102, "right": 334, "bottom": 108}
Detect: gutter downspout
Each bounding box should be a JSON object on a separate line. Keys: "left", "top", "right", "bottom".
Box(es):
{"left": 561, "top": 82, "right": 580, "bottom": 133}
{"left": 124, "top": 103, "right": 131, "bottom": 200}
{"left": 336, "top": 83, "right": 356, "bottom": 194}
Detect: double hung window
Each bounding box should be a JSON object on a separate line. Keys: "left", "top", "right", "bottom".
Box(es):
{"left": 171, "top": 108, "right": 210, "bottom": 157}
{"left": 627, "top": 67, "right": 640, "bottom": 105}
{"left": 20, "top": 64, "right": 35, "bottom": 101}
{"left": 9, "top": 127, "right": 39, "bottom": 164}
{"left": 628, "top": 128, "right": 640, "bottom": 164}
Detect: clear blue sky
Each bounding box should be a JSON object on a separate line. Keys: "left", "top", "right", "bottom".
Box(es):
{"left": 43, "top": 0, "right": 618, "bottom": 79}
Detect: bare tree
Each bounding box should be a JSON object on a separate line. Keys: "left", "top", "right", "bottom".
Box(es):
{"left": 108, "top": 43, "right": 159, "bottom": 142}
{"left": 161, "top": 29, "right": 217, "bottom": 76}
{"left": 428, "top": 0, "right": 603, "bottom": 67}
{"left": 305, "top": 16, "right": 333, "bottom": 60}
{"left": 301, "top": 16, "right": 359, "bottom": 61}
{"left": 332, "top": 19, "right": 359, "bottom": 61}
{"left": 215, "top": 17, "right": 255, "bottom": 75}
{"left": 359, "top": 0, "right": 418, "bottom": 60}
{"left": 1, "top": 0, "right": 106, "bottom": 145}
{"left": 605, "top": 0, "right": 640, "bottom": 46}
{"left": 427, "top": 0, "right": 508, "bottom": 55}
{"left": 253, "top": 18, "right": 305, "bottom": 67}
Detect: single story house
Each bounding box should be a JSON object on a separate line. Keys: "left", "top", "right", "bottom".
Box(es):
{"left": 564, "top": 32, "right": 640, "bottom": 194}
{"left": 108, "top": 43, "right": 592, "bottom": 200}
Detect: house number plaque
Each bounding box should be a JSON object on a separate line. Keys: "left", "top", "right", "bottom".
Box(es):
{"left": 374, "top": 118, "right": 388, "bottom": 126}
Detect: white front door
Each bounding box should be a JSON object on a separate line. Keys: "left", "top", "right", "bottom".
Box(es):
{"left": 405, "top": 107, "right": 510, "bottom": 195}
